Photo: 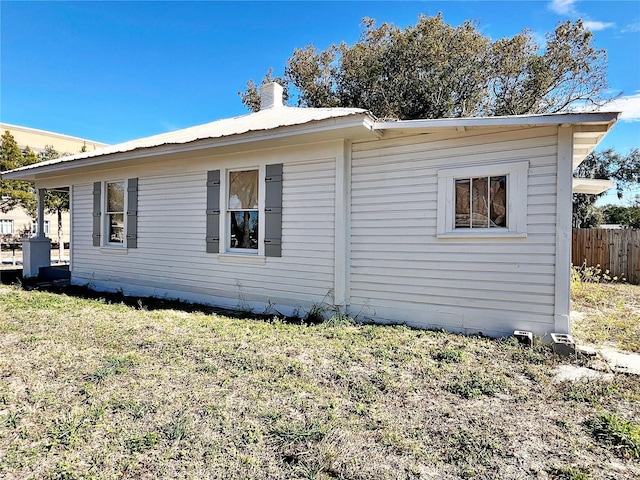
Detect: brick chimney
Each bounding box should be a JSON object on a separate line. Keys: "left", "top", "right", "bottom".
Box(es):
{"left": 260, "top": 82, "right": 284, "bottom": 110}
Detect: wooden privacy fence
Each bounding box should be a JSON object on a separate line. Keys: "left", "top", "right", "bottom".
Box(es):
{"left": 572, "top": 229, "right": 640, "bottom": 284}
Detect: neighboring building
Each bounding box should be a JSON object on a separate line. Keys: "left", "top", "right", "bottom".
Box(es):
{"left": 0, "top": 123, "right": 108, "bottom": 246}
{"left": 0, "top": 123, "right": 107, "bottom": 155}
{"left": 3, "top": 84, "right": 619, "bottom": 338}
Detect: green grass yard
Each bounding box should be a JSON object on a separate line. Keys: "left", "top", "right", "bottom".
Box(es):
{"left": 0, "top": 282, "right": 639, "bottom": 479}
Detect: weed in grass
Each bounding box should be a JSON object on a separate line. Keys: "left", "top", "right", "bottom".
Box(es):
{"left": 444, "top": 428, "right": 504, "bottom": 470}
{"left": 346, "top": 377, "right": 379, "bottom": 403}
{"left": 563, "top": 379, "right": 619, "bottom": 405}
{"left": 323, "top": 314, "right": 354, "bottom": 327}
{"left": 46, "top": 412, "right": 89, "bottom": 449}
{"left": 549, "top": 465, "right": 592, "bottom": 479}
{"left": 433, "top": 347, "right": 466, "bottom": 363}
{"left": 269, "top": 420, "right": 326, "bottom": 445}
{"left": 3, "top": 410, "right": 20, "bottom": 429}
{"left": 587, "top": 411, "right": 640, "bottom": 459}
{"left": 242, "top": 422, "right": 263, "bottom": 445}
{"left": 124, "top": 431, "right": 160, "bottom": 453}
{"left": 45, "top": 461, "right": 88, "bottom": 480}
{"left": 196, "top": 362, "right": 219, "bottom": 374}
{"left": 20, "top": 334, "right": 42, "bottom": 343}
{"left": 86, "top": 354, "right": 137, "bottom": 383}
{"left": 110, "top": 399, "right": 157, "bottom": 420}
{"left": 161, "top": 414, "right": 192, "bottom": 442}
{"left": 304, "top": 303, "right": 326, "bottom": 324}
{"left": 446, "top": 372, "right": 509, "bottom": 399}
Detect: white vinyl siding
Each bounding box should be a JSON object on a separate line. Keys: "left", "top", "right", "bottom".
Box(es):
{"left": 349, "top": 126, "right": 559, "bottom": 337}
{"left": 70, "top": 156, "right": 336, "bottom": 312}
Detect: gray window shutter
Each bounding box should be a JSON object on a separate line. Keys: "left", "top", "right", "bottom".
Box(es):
{"left": 126, "top": 178, "right": 138, "bottom": 249}
{"left": 264, "top": 163, "right": 283, "bottom": 257}
{"left": 206, "top": 170, "right": 221, "bottom": 253}
{"left": 92, "top": 182, "right": 101, "bottom": 246}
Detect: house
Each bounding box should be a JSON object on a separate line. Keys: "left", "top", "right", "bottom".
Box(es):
{"left": 0, "top": 123, "right": 109, "bottom": 253}
{"left": 2, "top": 83, "right": 619, "bottom": 338}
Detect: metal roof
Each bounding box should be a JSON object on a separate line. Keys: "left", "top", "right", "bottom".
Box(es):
{"left": 5, "top": 106, "right": 369, "bottom": 174}
{"left": 2, "top": 108, "right": 620, "bottom": 182}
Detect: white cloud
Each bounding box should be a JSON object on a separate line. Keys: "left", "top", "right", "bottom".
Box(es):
{"left": 622, "top": 22, "right": 640, "bottom": 33}
{"left": 583, "top": 20, "right": 615, "bottom": 31}
{"left": 601, "top": 94, "right": 640, "bottom": 122}
{"left": 549, "top": 0, "right": 577, "bottom": 15}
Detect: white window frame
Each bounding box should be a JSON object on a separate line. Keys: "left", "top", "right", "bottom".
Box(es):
{"left": 437, "top": 161, "right": 528, "bottom": 238}
{"left": 30, "top": 220, "right": 50, "bottom": 236}
{"left": 103, "top": 180, "right": 126, "bottom": 247}
{"left": 220, "top": 166, "right": 265, "bottom": 257}
{"left": 1, "top": 219, "right": 14, "bottom": 235}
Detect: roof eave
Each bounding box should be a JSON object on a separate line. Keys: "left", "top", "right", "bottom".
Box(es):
{"left": 373, "top": 111, "right": 620, "bottom": 130}
{"left": 2, "top": 113, "right": 377, "bottom": 182}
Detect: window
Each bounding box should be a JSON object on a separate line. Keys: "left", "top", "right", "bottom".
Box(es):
{"left": 454, "top": 176, "right": 507, "bottom": 229}
{"left": 106, "top": 181, "right": 125, "bottom": 244}
{"left": 206, "top": 164, "right": 282, "bottom": 257}
{"left": 31, "top": 220, "right": 50, "bottom": 236}
{"left": 437, "top": 161, "right": 528, "bottom": 237}
{"left": 228, "top": 170, "right": 259, "bottom": 251}
{"left": 0, "top": 219, "right": 14, "bottom": 235}
{"left": 92, "top": 179, "right": 138, "bottom": 248}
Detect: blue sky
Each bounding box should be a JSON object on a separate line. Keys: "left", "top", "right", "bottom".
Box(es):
{"left": 1, "top": 1, "right": 639, "bottom": 202}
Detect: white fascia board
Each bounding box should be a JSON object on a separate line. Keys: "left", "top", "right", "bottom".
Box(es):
{"left": 373, "top": 111, "right": 620, "bottom": 130}
{"left": 572, "top": 178, "right": 615, "bottom": 194}
{"left": 2, "top": 114, "right": 376, "bottom": 181}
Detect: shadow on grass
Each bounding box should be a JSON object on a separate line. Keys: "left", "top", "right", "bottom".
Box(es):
{"left": 0, "top": 267, "right": 312, "bottom": 325}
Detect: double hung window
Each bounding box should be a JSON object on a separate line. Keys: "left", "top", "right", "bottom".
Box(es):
{"left": 205, "top": 164, "right": 282, "bottom": 258}
{"left": 228, "top": 170, "right": 259, "bottom": 250}
{"left": 106, "top": 181, "right": 125, "bottom": 244}
{"left": 92, "top": 178, "right": 138, "bottom": 249}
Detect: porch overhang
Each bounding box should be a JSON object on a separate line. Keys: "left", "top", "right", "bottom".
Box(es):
{"left": 572, "top": 177, "right": 615, "bottom": 195}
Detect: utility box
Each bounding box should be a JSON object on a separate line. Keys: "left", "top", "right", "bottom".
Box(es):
{"left": 550, "top": 333, "right": 576, "bottom": 357}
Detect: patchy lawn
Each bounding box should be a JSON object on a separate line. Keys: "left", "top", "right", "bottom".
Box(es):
{"left": 0, "top": 285, "right": 639, "bottom": 479}
{"left": 571, "top": 276, "right": 640, "bottom": 353}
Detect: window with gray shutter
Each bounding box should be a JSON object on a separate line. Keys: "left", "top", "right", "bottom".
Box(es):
{"left": 264, "top": 163, "right": 283, "bottom": 257}
{"left": 92, "top": 181, "right": 101, "bottom": 246}
{"left": 206, "top": 170, "right": 221, "bottom": 253}
{"left": 126, "top": 178, "right": 138, "bottom": 248}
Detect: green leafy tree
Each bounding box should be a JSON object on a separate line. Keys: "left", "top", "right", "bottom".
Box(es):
{"left": 1, "top": 133, "right": 73, "bottom": 258}
{"left": 601, "top": 202, "right": 640, "bottom": 229}
{"left": 0, "top": 130, "right": 38, "bottom": 215}
{"left": 239, "top": 68, "right": 290, "bottom": 113}
{"left": 240, "top": 15, "right": 610, "bottom": 119}
{"left": 572, "top": 148, "right": 640, "bottom": 228}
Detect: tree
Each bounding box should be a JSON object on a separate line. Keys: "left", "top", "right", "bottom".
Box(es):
{"left": 240, "top": 15, "right": 610, "bottom": 119}
{"left": 239, "top": 68, "right": 290, "bottom": 113}
{"left": 0, "top": 132, "right": 73, "bottom": 260}
{"left": 572, "top": 148, "right": 640, "bottom": 228}
{"left": 601, "top": 202, "right": 640, "bottom": 229}
{"left": 0, "top": 131, "right": 38, "bottom": 215}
